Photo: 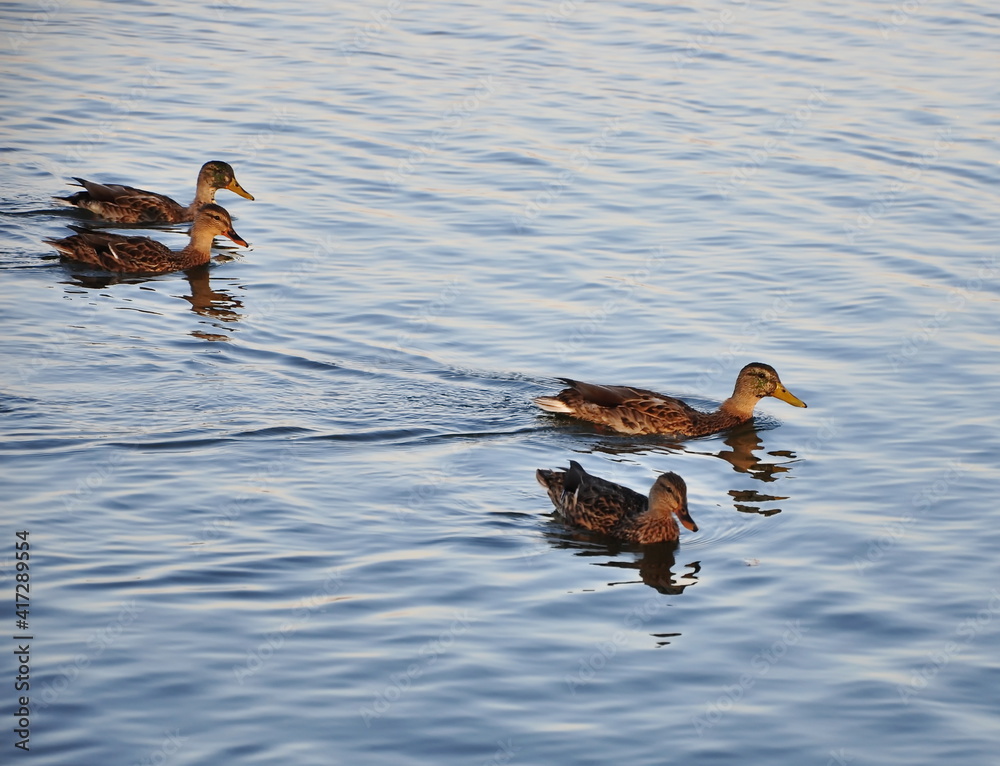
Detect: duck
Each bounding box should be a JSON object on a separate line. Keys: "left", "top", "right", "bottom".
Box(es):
{"left": 55, "top": 160, "right": 254, "bottom": 223}
{"left": 44, "top": 203, "right": 247, "bottom": 274}
{"left": 534, "top": 362, "right": 806, "bottom": 438}
{"left": 536, "top": 460, "right": 697, "bottom": 543}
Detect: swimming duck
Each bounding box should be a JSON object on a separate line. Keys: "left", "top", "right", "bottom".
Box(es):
{"left": 536, "top": 460, "right": 697, "bottom": 543}
{"left": 45, "top": 203, "right": 247, "bottom": 274}
{"left": 534, "top": 362, "right": 806, "bottom": 438}
{"left": 55, "top": 160, "right": 254, "bottom": 223}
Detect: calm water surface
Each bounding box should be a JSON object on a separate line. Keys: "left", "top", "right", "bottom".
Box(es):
{"left": 2, "top": 1, "right": 999, "bottom": 764}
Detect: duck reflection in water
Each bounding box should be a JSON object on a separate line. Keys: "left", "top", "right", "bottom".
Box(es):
{"left": 583, "top": 423, "right": 799, "bottom": 515}
{"left": 536, "top": 460, "right": 700, "bottom": 595}
{"left": 62, "top": 262, "right": 245, "bottom": 330}
{"left": 179, "top": 264, "right": 244, "bottom": 323}
{"left": 686, "top": 427, "right": 794, "bottom": 516}
{"left": 698, "top": 425, "right": 798, "bottom": 483}
{"left": 540, "top": 525, "right": 700, "bottom": 596}
{"left": 588, "top": 425, "right": 797, "bottom": 481}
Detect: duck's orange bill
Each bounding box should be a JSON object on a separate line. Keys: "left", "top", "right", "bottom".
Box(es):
{"left": 678, "top": 503, "right": 698, "bottom": 532}
{"left": 224, "top": 228, "right": 248, "bottom": 248}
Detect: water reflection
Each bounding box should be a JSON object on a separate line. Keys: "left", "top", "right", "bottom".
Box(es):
{"left": 178, "top": 265, "right": 244, "bottom": 323}
{"left": 691, "top": 427, "right": 799, "bottom": 483}
{"left": 586, "top": 425, "right": 799, "bottom": 482}
{"left": 599, "top": 542, "right": 701, "bottom": 596}
{"left": 728, "top": 489, "right": 787, "bottom": 517}
{"left": 542, "top": 526, "right": 701, "bottom": 596}
{"left": 62, "top": 263, "right": 245, "bottom": 336}
{"left": 563, "top": 423, "right": 800, "bottom": 517}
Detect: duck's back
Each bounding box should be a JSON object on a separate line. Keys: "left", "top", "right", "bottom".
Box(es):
{"left": 59, "top": 179, "right": 187, "bottom": 223}
{"left": 536, "top": 461, "right": 647, "bottom": 536}
{"left": 536, "top": 378, "right": 719, "bottom": 436}
{"left": 46, "top": 227, "right": 177, "bottom": 273}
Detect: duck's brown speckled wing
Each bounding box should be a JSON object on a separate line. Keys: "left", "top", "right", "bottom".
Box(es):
{"left": 45, "top": 226, "right": 177, "bottom": 273}
{"left": 537, "top": 460, "right": 647, "bottom": 536}
{"left": 545, "top": 378, "right": 719, "bottom": 437}
{"left": 555, "top": 379, "right": 659, "bottom": 408}
{"left": 57, "top": 179, "right": 187, "bottom": 223}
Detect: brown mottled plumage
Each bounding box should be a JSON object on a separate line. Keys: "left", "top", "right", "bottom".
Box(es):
{"left": 534, "top": 362, "right": 806, "bottom": 438}
{"left": 55, "top": 160, "right": 254, "bottom": 223}
{"left": 536, "top": 460, "right": 697, "bottom": 544}
{"left": 45, "top": 203, "right": 247, "bottom": 274}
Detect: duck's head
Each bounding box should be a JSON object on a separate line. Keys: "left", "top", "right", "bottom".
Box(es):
{"left": 736, "top": 362, "right": 807, "bottom": 408}
{"left": 649, "top": 472, "right": 698, "bottom": 532}
{"left": 194, "top": 203, "right": 248, "bottom": 247}
{"left": 199, "top": 160, "right": 255, "bottom": 200}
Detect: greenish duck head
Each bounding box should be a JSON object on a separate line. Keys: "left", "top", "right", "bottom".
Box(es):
{"left": 194, "top": 203, "right": 248, "bottom": 247}
{"left": 649, "top": 472, "right": 698, "bottom": 532}
{"left": 200, "top": 160, "right": 255, "bottom": 200}
{"left": 737, "top": 362, "right": 807, "bottom": 408}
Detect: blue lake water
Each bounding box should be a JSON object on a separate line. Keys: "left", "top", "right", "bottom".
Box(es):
{"left": 2, "top": 1, "right": 999, "bottom": 764}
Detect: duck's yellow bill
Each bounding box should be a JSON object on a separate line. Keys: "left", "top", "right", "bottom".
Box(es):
{"left": 773, "top": 383, "right": 807, "bottom": 408}
{"left": 227, "top": 178, "right": 255, "bottom": 201}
